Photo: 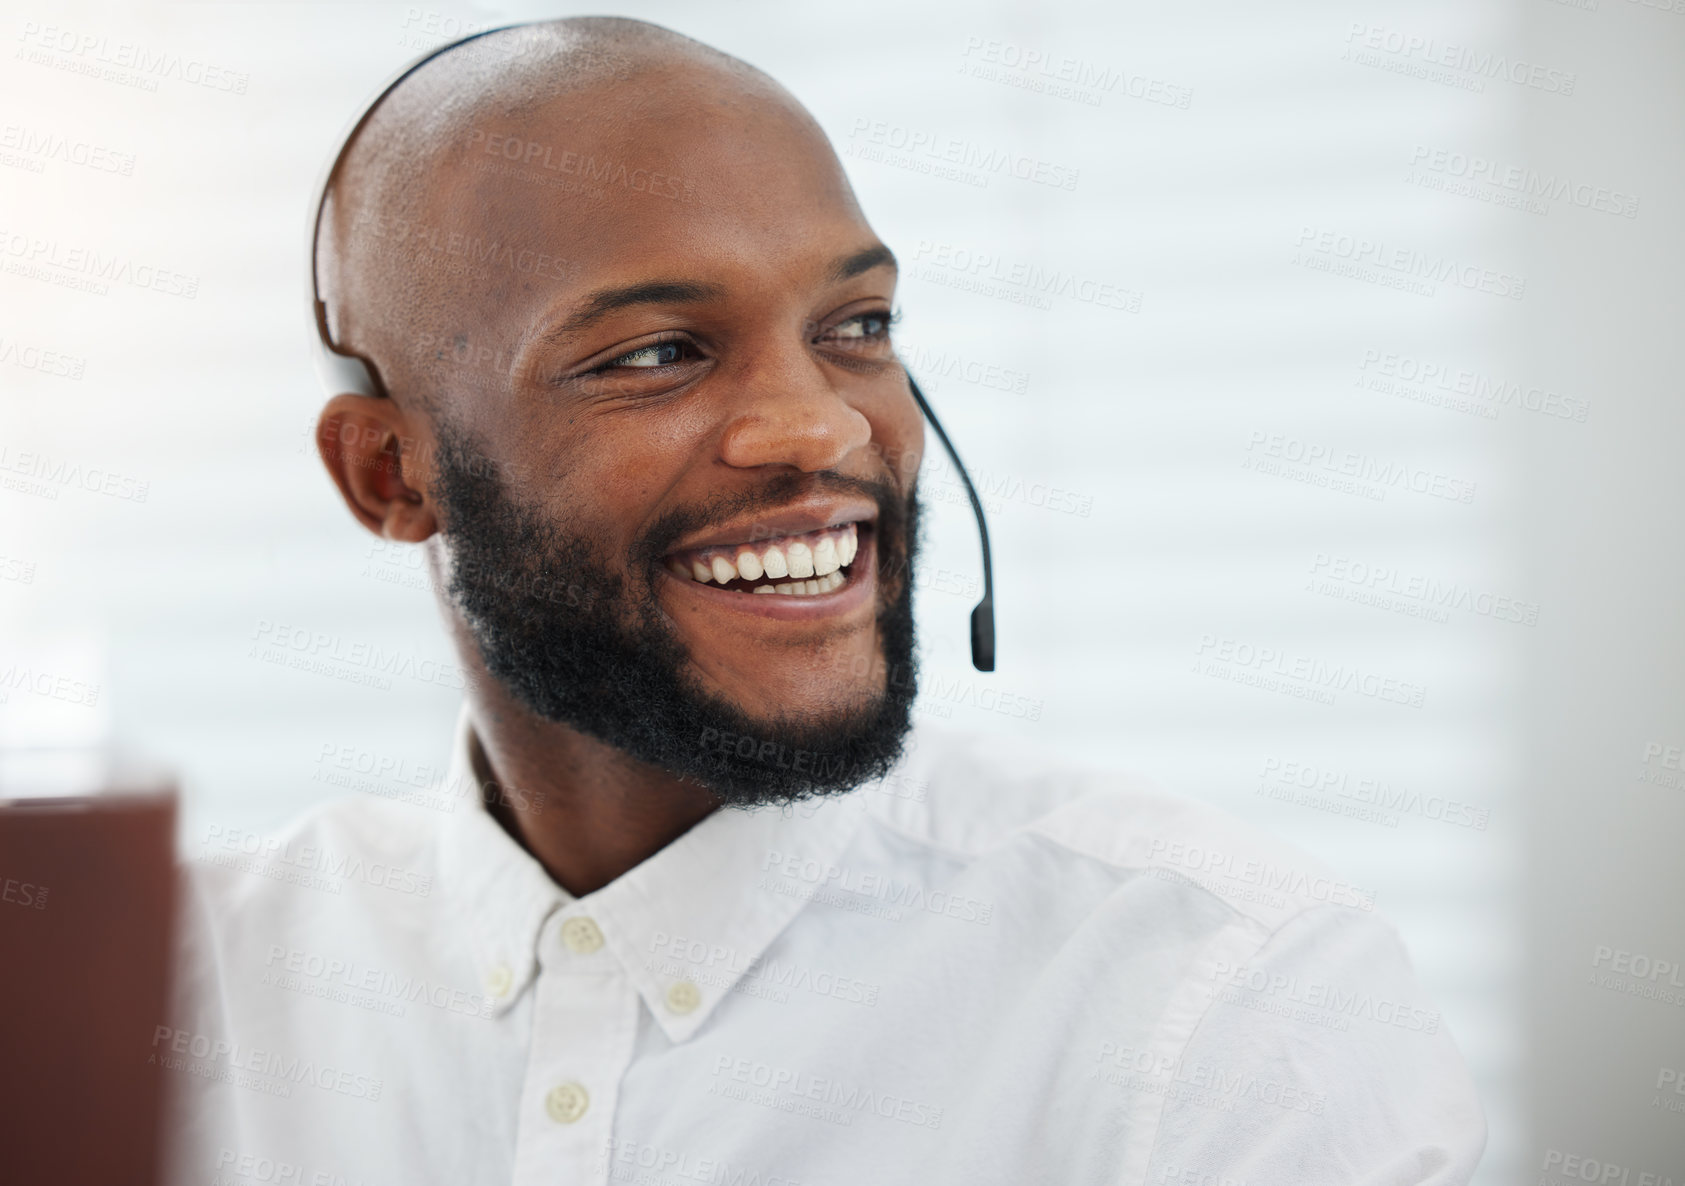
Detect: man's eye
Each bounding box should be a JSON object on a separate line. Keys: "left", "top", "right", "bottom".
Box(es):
{"left": 826, "top": 310, "right": 898, "bottom": 342}
{"left": 600, "top": 339, "right": 695, "bottom": 370}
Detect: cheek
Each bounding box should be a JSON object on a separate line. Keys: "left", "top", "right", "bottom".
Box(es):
{"left": 521, "top": 415, "right": 701, "bottom": 546}
{"left": 598, "top": 414, "right": 709, "bottom": 506}
{"left": 872, "top": 396, "right": 926, "bottom": 492}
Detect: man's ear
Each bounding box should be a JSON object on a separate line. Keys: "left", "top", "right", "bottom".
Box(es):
{"left": 315, "top": 393, "right": 438, "bottom": 542}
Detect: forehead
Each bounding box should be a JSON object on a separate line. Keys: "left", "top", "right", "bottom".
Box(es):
{"left": 427, "top": 76, "right": 875, "bottom": 304}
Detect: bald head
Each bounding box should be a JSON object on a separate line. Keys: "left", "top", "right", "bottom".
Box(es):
{"left": 316, "top": 17, "right": 859, "bottom": 419}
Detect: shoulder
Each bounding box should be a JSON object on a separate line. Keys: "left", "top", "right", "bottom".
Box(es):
{"left": 183, "top": 794, "right": 446, "bottom": 936}
{"left": 866, "top": 728, "right": 1485, "bottom": 1174}
{"left": 862, "top": 721, "right": 1372, "bottom": 934}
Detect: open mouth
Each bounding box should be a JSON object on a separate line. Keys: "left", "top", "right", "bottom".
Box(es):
{"left": 662, "top": 521, "right": 865, "bottom": 598}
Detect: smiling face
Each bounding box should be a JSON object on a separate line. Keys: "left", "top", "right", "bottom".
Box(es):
{"left": 320, "top": 28, "right": 926, "bottom": 802}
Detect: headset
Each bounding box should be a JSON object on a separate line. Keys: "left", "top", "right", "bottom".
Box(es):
{"left": 307, "top": 23, "right": 995, "bottom": 672}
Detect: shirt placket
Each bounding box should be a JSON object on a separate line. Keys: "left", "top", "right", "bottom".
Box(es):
{"left": 509, "top": 910, "right": 641, "bottom": 1186}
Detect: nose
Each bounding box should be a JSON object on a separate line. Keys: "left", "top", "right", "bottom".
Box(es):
{"left": 715, "top": 348, "right": 874, "bottom": 473}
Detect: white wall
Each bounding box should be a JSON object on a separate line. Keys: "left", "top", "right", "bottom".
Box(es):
{"left": 3, "top": 1, "right": 1680, "bottom": 1179}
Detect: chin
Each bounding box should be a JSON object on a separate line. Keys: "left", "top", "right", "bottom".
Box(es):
{"left": 694, "top": 656, "right": 884, "bottom": 724}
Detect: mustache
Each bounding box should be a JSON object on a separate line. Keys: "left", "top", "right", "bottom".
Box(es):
{"left": 630, "top": 469, "right": 911, "bottom": 571}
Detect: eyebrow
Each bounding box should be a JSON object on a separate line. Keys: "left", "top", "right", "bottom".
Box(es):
{"left": 826, "top": 244, "right": 898, "bottom": 285}
{"left": 547, "top": 280, "right": 725, "bottom": 342}
{"left": 540, "top": 245, "right": 899, "bottom": 346}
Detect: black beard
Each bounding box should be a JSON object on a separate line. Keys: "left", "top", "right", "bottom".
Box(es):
{"left": 429, "top": 418, "right": 920, "bottom": 809}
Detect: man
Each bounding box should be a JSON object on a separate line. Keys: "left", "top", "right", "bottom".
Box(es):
{"left": 162, "top": 17, "right": 1486, "bottom": 1185}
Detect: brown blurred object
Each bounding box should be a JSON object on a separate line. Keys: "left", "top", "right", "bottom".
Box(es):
{"left": 0, "top": 751, "right": 179, "bottom": 1186}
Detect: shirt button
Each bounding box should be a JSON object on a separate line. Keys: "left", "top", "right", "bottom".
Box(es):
{"left": 560, "top": 916, "right": 604, "bottom": 954}
{"left": 665, "top": 980, "right": 701, "bottom": 1014}
{"left": 486, "top": 963, "right": 513, "bottom": 997}
{"left": 545, "top": 1081, "right": 590, "bottom": 1124}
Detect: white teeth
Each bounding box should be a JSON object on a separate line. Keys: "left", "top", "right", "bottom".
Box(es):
{"left": 759, "top": 570, "right": 847, "bottom": 597}
{"left": 786, "top": 541, "right": 815, "bottom": 579}
{"left": 812, "top": 537, "right": 839, "bottom": 576}
{"left": 671, "top": 524, "right": 860, "bottom": 591}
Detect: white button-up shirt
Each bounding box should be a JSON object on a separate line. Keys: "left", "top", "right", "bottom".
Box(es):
{"left": 160, "top": 706, "right": 1485, "bottom": 1185}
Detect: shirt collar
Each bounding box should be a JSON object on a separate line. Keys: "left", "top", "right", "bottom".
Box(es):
{"left": 436, "top": 702, "right": 870, "bottom": 1043}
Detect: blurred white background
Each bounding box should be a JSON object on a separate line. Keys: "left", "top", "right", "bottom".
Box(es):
{"left": 2, "top": 0, "right": 1682, "bottom": 1180}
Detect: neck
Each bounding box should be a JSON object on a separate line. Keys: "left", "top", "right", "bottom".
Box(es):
{"left": 464, "top": 685, "right": 723, "bottom": 898}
